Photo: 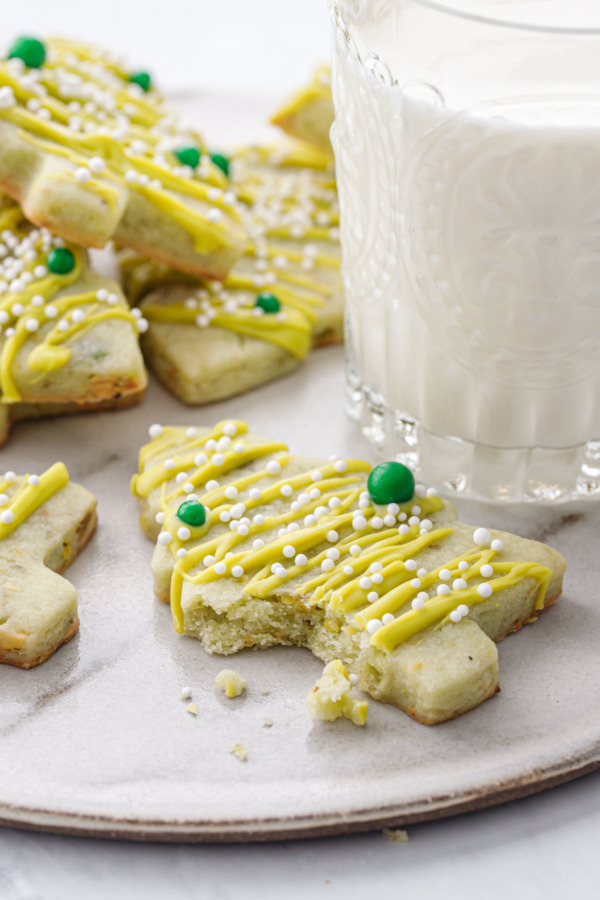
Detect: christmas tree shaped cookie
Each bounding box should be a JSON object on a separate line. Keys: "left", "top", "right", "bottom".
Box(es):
{"left": 119, "top": 144, "right": 341, "bottom": 404}
{"left": 0, "top": 36, "right": 246, "bottom": 278}
{"left": 270, "top": 65, "right": 334, "bottom": 155}
{"left": 0, "top": 462, "right": 96, "bottom": 667}
{"left": 132, "top": 421, "right": 566, "bottom": 725}
{"left": 0, "top": 193, "right": 146, "bottom": 443}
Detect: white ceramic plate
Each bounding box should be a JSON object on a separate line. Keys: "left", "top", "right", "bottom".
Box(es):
{"left": 0, "top": 95, "right": 598, "bottom": 842}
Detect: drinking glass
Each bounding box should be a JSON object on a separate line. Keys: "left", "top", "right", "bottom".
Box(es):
{"left": 330, "top": 0, "right": 600, "bottom": 501}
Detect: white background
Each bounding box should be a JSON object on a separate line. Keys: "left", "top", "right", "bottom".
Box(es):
{"left": 1, "top": 2, "right": 600, "bottom": 898}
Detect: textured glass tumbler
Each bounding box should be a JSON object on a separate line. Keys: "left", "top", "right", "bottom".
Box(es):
{"left": 330, "top": 0, "right": 600, "bottom": 501}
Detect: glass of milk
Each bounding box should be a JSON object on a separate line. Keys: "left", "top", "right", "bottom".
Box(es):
{"left": 330, "top": 0, "right": 600, "bottom": 501}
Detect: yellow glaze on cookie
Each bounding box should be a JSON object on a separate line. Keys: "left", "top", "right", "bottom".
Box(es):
{"left": 0, "top": 200, "right": 139, "bottom": 402}
{"left": 0, "top": 462, "right": 69, "bottom": 541}
{"left": 0, "top": 38, "right": 245, "bottom": 259}
{"left": 132, "top": 422, "right": 554, "bottom": 651}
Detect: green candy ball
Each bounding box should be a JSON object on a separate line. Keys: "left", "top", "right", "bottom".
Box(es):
{"left": 129, "top": 71, "right": 152, "bottom": 92}
{"left": 255, "top": 291, "right": 281, "bottom": 314}
{"left": 46, "top": 247, "right": 75, "bottom": 275}
{"left": 176, "top": 499, "right": 206, "bottom": 527}
{"left": 367, "top": 462, "right": 415, "bottom": 506}
{"left": 8, "top": 36, "right": 46, "bottom": 69}
{"left": 174, "top": 146, "right": 200, "bottom": 169}
{"left": 210, "top": 152, "right": 230, "bottom": 178}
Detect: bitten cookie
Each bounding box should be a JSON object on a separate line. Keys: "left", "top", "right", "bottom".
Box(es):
{"left": 0, "top": 462, "right": 97, "bottom": 667}
{"left": 0, "top": 194, "right": 146, "bottom": 443}
{"left": 0, "top": 36, "right": 246, "bottom": 277}
{"left": 119, "top": 144, "right": 341, "bottom": 404}
{"left": 131, "top": 421, "right": 566, "bottom": 725}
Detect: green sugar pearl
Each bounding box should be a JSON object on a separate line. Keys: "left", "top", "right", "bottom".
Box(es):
{"left": 129, "top": 71, "right": 152, "bottom": 92}
{"left": 8, "top": 36, "right": 46, "bottom": 69}
{"left": 368, "top": 461, "right": 415, "bottom": 506}
{"left": 174, "top": 146, "right": 201, "bottom": 169}
{"left": 46, "top": 247, "right": 75, "bottom": 275}
{"left": 210, "top": 152, "right": 230, "bottom": 178}
{"left": 177, "top": 499, "right": 206, "bottom": 527}
{"left": 255, "top": 291, "right": 281, "bottom": 314}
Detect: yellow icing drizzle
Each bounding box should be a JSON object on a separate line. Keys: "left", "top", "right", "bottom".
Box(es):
{"left": 134, "top": 423, "right": 554, "bottom": 647}
{"left": 0, "top": 462, "right": 69, "bottom": 541}
{"left": 0, "top": 38, "right": 243, "bottom": 255}
{"left": 0, "top": 204, "right": 139, "bottom": 402}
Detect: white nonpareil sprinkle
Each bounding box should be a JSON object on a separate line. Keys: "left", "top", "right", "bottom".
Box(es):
{"left": 181, "top": 687, "right": 192, "bottom": 699}
{"left": 366, "top": 619, "right": 383, "bottom": 635}
{"left": 214, "top": 562, "right": 227, "bottom": 575}
{"left": 253, "top": 514, "right": 265, "bottom": 526}
{"left": 458, "top": 560, "right": 469, "bottom": 571}
{"left": 27, "top": 475, "right": 40, "bottom": 486}
{"left": 326, "top": 530, "right": 338, "bottom": 543}
{"left": 343, "top": 565, "right": 353, "bottom": 575}
{"left": 352, "top": 515, "right": 367, "bottom": 530}
{"left": 155, "top": 512, "right": 165, "bottom": 525}
{"left": 283, "top": 545, "right": 296, "bottom": 558}
{"left": 311, "top": 470, "right": 323, "bottom": 482}
{"left": 182, "top": 482, "right": 194, "bottom": 494}
{"left": 249, "top": 488, "right": 261, "bottom": 501}
{"left": 157, "top": 532, "right": 172, "bottom": 546}
{"left": 326, "top": 548, "right": 340, "bottom": 561}
{"left": 223, "top": 422, "right": 237, "bottom": 436}
{"left": 473, "top": 527, "right": 492, "bottom": 547}
{"left": 491, "top": 539, "right": 504, "bottom": 552}
{"left": 175, "top": 472, "right": 188, "bottom": 484}
{"left": 253, "top": 539, "right": 265, "bottom": 550}
{"left": 398, "top": 524, "right": 410, "bottom": 535}
{"left": 384, "top": 515, "right": 396, "bottom": 527}
{"left": 349, "top": 544, "right": 361, "bottom": 556}
{"left": 206, "top": 479, "right": 219, "bottom": 491}
{"left": 234, "top": 443, "right": 245, "bottom": 454}
{"left": 75, "top": 167, "right": 91, "bottom": 183}
{"left": 359, "top": 576, "right": 372, "bottom": 590}
{"left": 371, "top": 573, "right": 383, "bottom": 585}
{"left": 367, "top": 591, "right": 379, "bottom": 603}
{"left": 382, "top": 613, "right": 395, "bottom": 626}
{"left": 404, "top": 559, "right": 417, "bottom": 571}
{"left": 449, "top": 609, "right": 462, "bottom": 623}
{"left": 457, "top": 604, "right": 469, "bottom": 617}
{"left": 321, "top": 558, "right": 335, "bottom": 572}
{"left": 266, "top": 460, "right": 281, "bottom": 475}
{"left": 163, "top": 458, "right": 175, "bottom": 470}
{"left": 212, "top": 453, "right": 225, "bottom": 466}
{"left": 280, "top": 484, "right": 293, "bottom": 497}
{"left": 294, "top": 553, "right": 307, "bottom": 566}
{"left": 177, "top": 527, "right": 191, "bottom": 541}
{"left": 176, "top": 548, "right": 187, "bottom": 559}
{"left": 453, "top": 578, "right": 467, "bottom": 591}
{"left": 224, "top": 486, "right": 238, "bottom": 500}
{"left": 371, "top": 516, "right": 383, "bottom": 529}
{"left": 308, "top": 488, "right": 321, "bottom": 500}
{"left": 333, "top": 460, "right": 347, "bottom": 473}
{"left": 437, "top": 584, "right": 451, "bottom": 596}
{"left": 4, "top": 472, "right": 16, "bottom": 483}
{"left": 237, "top": 525, "right": 249, "bottom": 537}
{"left": 412, "top": 595, "right": 426, "bottom": 610}
{"left": 349, "top": 673, "right": 359, "bottom": 685}
{"left": 477, "top": 582, "right": 493, "bottom": 598}
{"left": 232, "top": 566, "right": 244, "bottom": 578}
{"left": 24, "top": 318, "right": 39, "bottom": 333}
{"left": 203, "top": 555, "right": 216, "bottom": 567}
{"left": 439, "top": 568, "right": 451, "bottom": 581}
{"left": 0, "top": 510, "right": 14, "bottom": 524}
{"left": 194, "top": 453, "right": 208, "bottom": 466}
{"left": 410, "top": 578, "right": 421, "bottom": 589}
{"left": 480, "top": 564, "right": 494, "bottom": 578}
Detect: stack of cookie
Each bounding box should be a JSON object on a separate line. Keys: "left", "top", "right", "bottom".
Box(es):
{"left": 118, "top": 67, "right": 342, "bottom": 404}
{"left": 0, "top": 37, "right": 341, "bottom": 440}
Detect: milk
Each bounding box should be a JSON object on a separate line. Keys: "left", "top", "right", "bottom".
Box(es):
{"left": 332, "top": 17, "right": 600, "bottom": 456}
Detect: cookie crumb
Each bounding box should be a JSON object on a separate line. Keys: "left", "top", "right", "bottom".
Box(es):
{"left": 261, "top": 688, "right": 270, "bottom": 695}
{"left": 263, "top": 717, "right": 273, "bottom": 727}
{"left": 382, "top": 828, "right": 409, "bottom": 843}
{"left": 215, "top": 668, "right": 247, "bottom": 698}
{"left": 306, "top": 660, "right": 367, "bottom": 726}
{"left": 186, "top": 703, "right": 197, "bottom": 716}
{"left": 230, "top": 743, "right": 248, "bottom": 761}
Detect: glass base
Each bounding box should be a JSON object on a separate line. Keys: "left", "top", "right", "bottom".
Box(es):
{"left": 346, "top": 371, "right": 600, "bottom": 503}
